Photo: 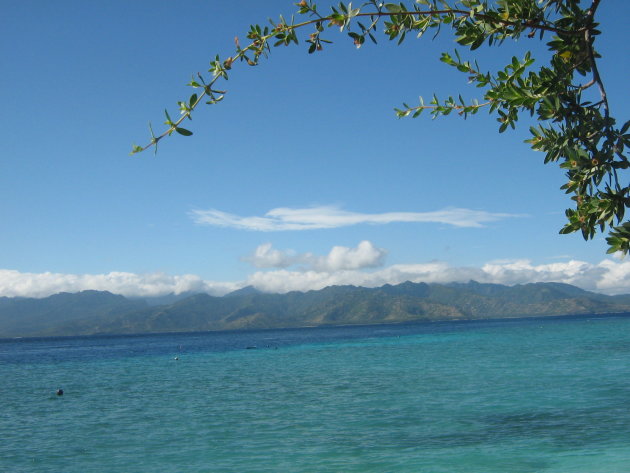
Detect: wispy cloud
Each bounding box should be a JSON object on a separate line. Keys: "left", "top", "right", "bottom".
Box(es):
{"left": 190, "top": 205, "right": 521, "bottom": 231}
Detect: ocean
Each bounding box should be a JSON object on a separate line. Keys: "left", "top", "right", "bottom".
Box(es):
{"left": 1, "top": 314, "right": 629, "bottom": 472}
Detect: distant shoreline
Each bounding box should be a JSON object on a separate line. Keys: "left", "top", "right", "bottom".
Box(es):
{"left": 3, "top": 310, "right": 629, "bottom": 343}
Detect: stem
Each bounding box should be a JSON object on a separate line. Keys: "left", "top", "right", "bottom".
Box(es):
{"left": 135, "top": 5, "right": 585, "bottom": 153}
{"left": 584, "top": 3, "right": 609, "bottom": 122}
{"left": 404, "top": 100, "right": 492, "bottom": 114}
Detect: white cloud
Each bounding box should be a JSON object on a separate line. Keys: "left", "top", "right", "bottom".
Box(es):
{"left": 2, "top": 256, "right": 630, "bottom": 299}
{"left": 246, "top": 242, "right": 299, "bottom": 268}
{"left": 244, "top": 258, "right": 630, "bottom": 295}
{"left": 0, "top": 269, "right": 238, "bottom": 299}
{"left": 584, "top": 259, "right": 630, "bottom": 295}
{"left": 190, "top": 205, "right": 520, "bottom": 231}
{"left": 314, "top": 240, "right": 387, "bottom": 271}
{"left": 480, "top": 259, "right": 603, "bottom": 287}
{"left": 245, "top": 240, "right": 387, "bottom": 271}
{"left": 244, "top": 263, "right": 478, "bottom": 294}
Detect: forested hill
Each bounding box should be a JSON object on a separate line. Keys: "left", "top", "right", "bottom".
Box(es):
{"left": 2, "top": 281, "right": 630, "bottom": 338}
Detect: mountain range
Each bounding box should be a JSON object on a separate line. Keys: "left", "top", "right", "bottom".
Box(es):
{"left": 2, "top": 281, "right": 630, "bottom": 338}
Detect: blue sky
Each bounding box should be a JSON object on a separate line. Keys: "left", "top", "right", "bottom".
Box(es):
{"left": 1, "top": 0, "right": 629, "bottom": 297}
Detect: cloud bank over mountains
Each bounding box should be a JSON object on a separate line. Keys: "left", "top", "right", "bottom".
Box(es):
{"left": 190, "top": 205, "right": 520, "bottom": 231}
{"left": 245, "top": 255, "right": 630, "bottom": 295}
{"left": 0, "top": 269, "right": 239, "bottom": 299}
{"left": 2, "top": 241, "right": 630, "bottom": 298}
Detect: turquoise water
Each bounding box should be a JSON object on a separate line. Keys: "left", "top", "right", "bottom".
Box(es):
{"left": 2, "top": 315, "right": 630, "bottom": 472}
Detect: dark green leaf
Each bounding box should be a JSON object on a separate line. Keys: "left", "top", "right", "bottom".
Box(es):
{"left": 175, "top": 127, "right": 193, "bottom": 136}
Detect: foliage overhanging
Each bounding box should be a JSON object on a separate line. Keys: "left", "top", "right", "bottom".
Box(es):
{"left": 133, "top": 0, "right": 629, "bottom": 254}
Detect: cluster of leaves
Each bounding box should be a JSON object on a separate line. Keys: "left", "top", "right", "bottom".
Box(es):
{"left": 133, "top": 0, "right": 628, "bottom": 255}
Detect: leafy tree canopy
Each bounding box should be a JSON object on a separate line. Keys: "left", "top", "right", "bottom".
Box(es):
{"left": 133, "top": 0, "right": 629, "bottom": 255}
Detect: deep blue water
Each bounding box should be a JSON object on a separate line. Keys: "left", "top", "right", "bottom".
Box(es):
{"left": 2, "top": 314, "right": 630, "bottom": 472}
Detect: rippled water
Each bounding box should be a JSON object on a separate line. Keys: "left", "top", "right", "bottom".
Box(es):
{"left": 2, "top": 315, "right": 630, "bottom": 472}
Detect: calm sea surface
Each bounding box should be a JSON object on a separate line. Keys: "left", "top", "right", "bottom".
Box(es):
{"left": 2, "top": 314, "right": 630, "bottom": 472}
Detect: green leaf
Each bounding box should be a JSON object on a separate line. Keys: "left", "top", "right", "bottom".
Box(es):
{"left": 130, "top": 144, "right": 144, "bottom": 155}
{"left": 384, "top": 4, "right": 402, "bottom": 13}
{"left": 189, "top": 94, "right": 198, "bottom": 108}
{"left": 175, "top": 127, "right": 193, "bottom": 136}
{"left": 469, "top": 35, "right": 485, "bottom": 50}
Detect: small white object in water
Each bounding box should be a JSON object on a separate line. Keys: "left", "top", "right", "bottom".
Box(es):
{"left": 174, "top": 356, "right": 179, "bottom": 361}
